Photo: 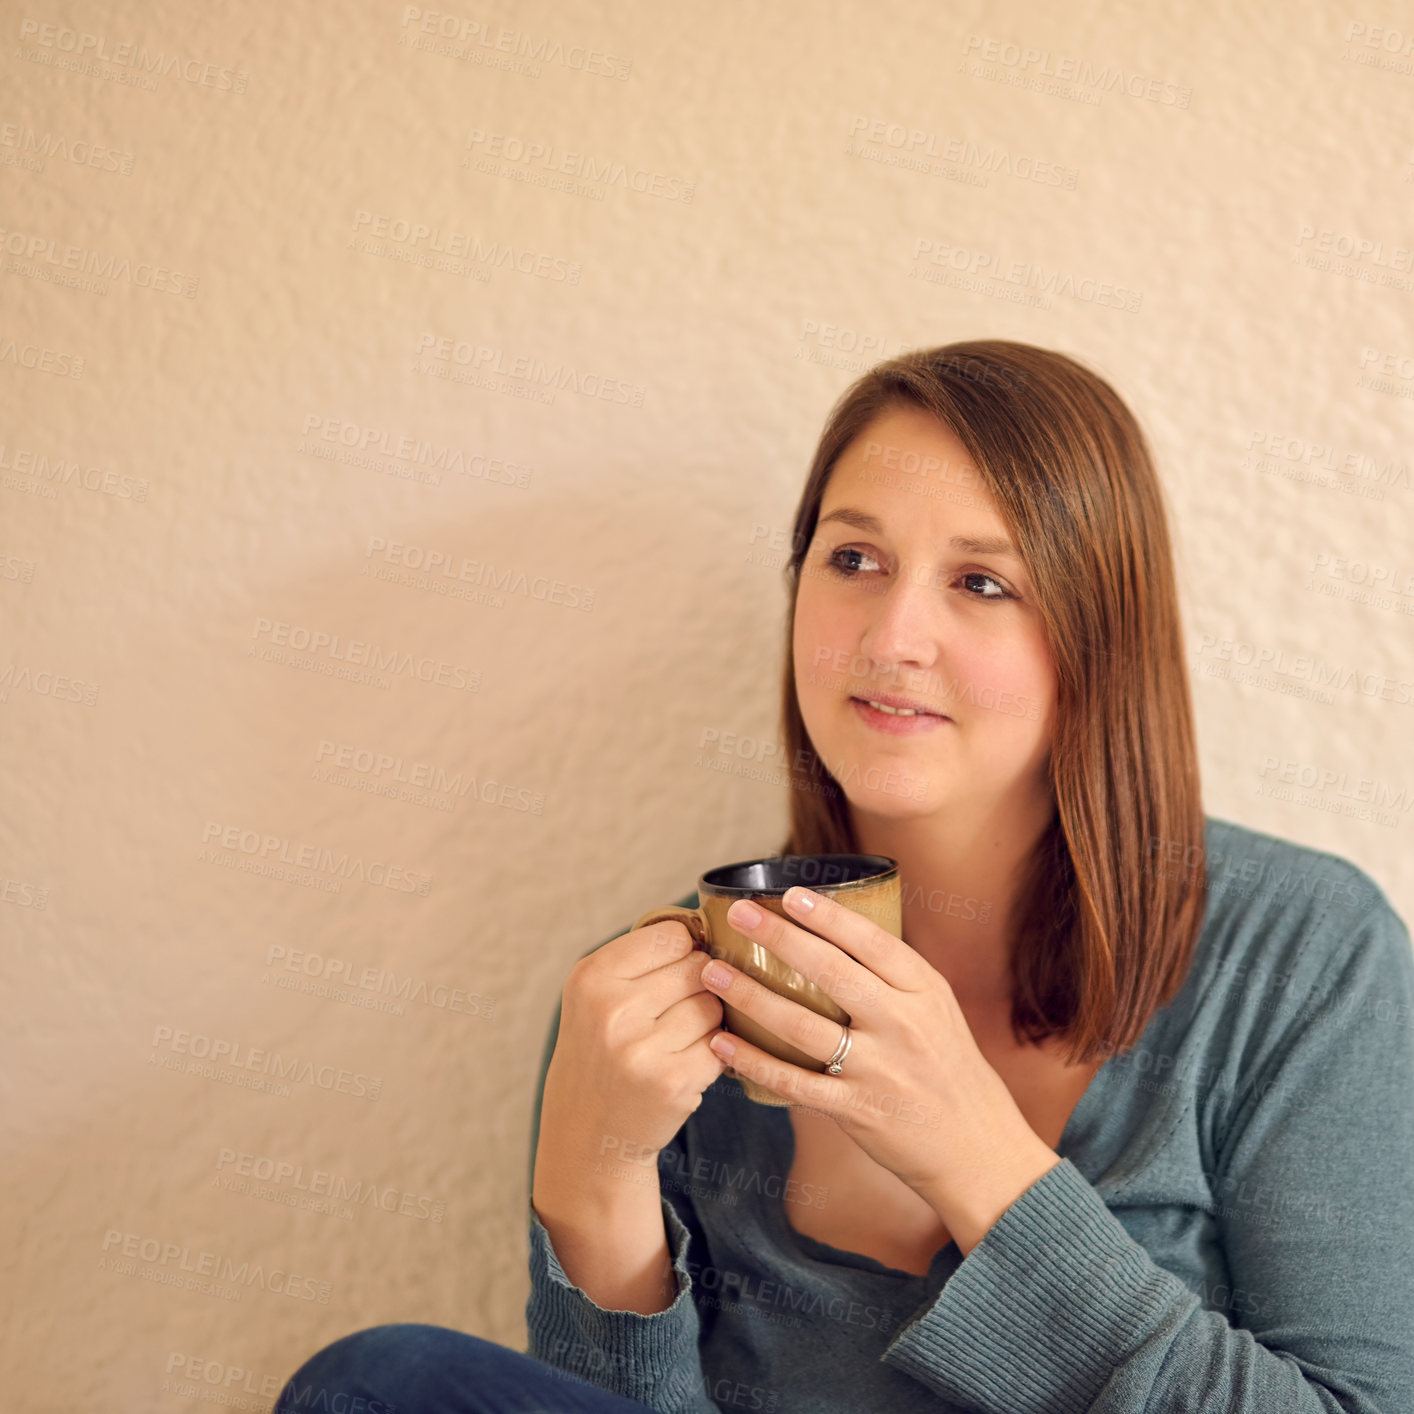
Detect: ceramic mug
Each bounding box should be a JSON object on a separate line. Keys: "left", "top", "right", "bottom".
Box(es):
{"left": 633, "top": 854, "right": 900, "bottom": 1106}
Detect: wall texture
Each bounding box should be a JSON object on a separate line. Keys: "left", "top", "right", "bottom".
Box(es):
{"left": 4, "top": 1, "right": 1413, "bottom": 1408}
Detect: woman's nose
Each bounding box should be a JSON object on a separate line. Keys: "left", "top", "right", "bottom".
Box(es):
{"left": 857, "top": 564, "right": 944, "bottom": 669}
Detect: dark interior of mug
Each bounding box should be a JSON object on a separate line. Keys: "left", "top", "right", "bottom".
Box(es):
{"left": 702, "top": 853, "right": 896, "bottom": 894}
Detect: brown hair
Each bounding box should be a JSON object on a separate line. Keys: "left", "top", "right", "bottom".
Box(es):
{"left": 776, "top": 340, "right": 1206, "bottom": 1065}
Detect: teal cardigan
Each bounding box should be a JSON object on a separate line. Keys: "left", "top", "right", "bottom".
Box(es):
{"left": 525, "top": 816, "right": 1414, "bottom": 1413}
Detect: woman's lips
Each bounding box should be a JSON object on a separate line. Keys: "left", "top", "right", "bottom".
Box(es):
{"left": 850, "top": 696, "right": 951, "bottom": 734}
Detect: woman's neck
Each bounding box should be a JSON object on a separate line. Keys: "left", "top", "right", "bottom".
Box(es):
{"left": 849, "top": 793, "right": 1055, "bottom": 1013}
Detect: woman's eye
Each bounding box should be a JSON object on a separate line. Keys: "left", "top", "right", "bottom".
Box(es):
{"left": 824, "top": 547, "right": 1013, "bottom": 600}
{"left": 961, "top": 571, "right": 1010, "bottom": 599}
{"left": 826, "top": 546, "right": 883, "bottom": 576}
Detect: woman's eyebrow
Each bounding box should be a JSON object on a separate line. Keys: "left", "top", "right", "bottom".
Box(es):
{"left": 950, "top": 534, "right": 1017, "bottom": 556}
{"left": 817, "top": 507, "right": 1016, "bottom": 557}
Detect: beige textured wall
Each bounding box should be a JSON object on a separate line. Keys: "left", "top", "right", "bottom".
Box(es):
{"left": 4, "top": 0, "right": 1413, "bottom": 1407}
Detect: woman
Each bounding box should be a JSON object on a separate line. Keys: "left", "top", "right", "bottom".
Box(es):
{"left": 277, "top": 341, "right": 1414, "bottom": 1413}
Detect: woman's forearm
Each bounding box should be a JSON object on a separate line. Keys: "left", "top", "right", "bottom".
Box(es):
{"left": 532, "top": 1168, "right": 678, "bottom": 1315}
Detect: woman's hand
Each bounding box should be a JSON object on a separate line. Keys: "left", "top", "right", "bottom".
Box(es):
{"left": 697, "top": 886, "right": 1061, "bottom": 1253}
{"left": 534, "top": 921, "right": 727, "bottom": 1205}
{"left": 531, "top": 920, "right": 726, "bottom": 1315}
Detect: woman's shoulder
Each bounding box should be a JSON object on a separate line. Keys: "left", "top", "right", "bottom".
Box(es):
{"left": 1191, "top": 813, "right": 1412, "bottom": 1034}
{"left": 1199, "top": 813, "right": 1390, "bottom": 917}
{"left": 1176, "top": 819, "right": 1414, "bottom": 1191}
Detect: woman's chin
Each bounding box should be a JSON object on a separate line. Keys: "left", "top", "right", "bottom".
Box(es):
{"left": 841, "top": 784, "right": 942, "bottom": 820}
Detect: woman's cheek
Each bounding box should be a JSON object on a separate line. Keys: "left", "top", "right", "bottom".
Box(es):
{"left": 794, "top": 604, "right": 840, "bottom": 686}
{"left": 957, "top": 646, "right": 1053, "bottom": 729}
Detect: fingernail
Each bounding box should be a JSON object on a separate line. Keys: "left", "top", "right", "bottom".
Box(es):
{"left": 710, "top": 1033, "right": 736, "bottom": 1061}
{"left": 786, "top": 887, "right": 816, "bottom": 912}
{"left": 703, "top": 961, "right": 733, "bottom": 989}
{"left": 728, "top": 899, "right": 762, "bottom": 928}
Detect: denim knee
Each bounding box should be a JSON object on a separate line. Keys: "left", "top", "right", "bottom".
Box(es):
{"left": 276, "top": 1323, "right": 656, "bottom": 1414}
{"left": 275, "top": 1323, "right": 480, "bottom": 1412}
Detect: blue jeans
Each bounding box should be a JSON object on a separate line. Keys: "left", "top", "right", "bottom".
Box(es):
{"left": 275, "top": 1324, "right": 659, "bottom": 1413}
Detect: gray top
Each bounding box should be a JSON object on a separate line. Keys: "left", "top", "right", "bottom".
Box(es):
{"left": 525, "top": 816, "right": 1414, "bottom": 1413}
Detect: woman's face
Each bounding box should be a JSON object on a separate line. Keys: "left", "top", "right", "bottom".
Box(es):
{"left": 792, "top": 403, "right": 1058, "bottom": 825}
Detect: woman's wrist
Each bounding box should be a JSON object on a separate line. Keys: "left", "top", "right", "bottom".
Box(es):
{"left": 919, "top": 1127, "right": 1063, "bottom": 1258}
{"left": 532, "top": 1177, "right": 678, "bottom": 1315}
{"left": 532, "top": 1120, "right": 666, "bottom": 1214}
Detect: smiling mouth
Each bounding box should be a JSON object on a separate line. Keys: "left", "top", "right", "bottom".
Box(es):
{"left": 848, "top": 698, "right": 950, "bottom": 729}
{"left": 850, "top": 695, "right": 948, "bottom": 718}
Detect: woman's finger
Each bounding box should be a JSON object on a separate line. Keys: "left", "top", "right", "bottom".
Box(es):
{"left": 701, "top": 956, "right": 855, "bottom": 1064}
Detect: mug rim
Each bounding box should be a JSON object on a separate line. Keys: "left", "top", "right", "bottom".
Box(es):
{"left": 699, "top": 852, "right": 898, "bottom": 896}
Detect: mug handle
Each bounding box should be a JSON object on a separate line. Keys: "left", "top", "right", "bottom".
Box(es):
{"left": 630, "top": 903, "right": 791, "bottom": 1108}
{"left": 632, "top": 905, "right": 709, "bottom": 950}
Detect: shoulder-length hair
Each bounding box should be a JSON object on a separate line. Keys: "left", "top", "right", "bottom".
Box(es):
{"left": 776, "top": 339, "right": 1206, "bottom": 1065}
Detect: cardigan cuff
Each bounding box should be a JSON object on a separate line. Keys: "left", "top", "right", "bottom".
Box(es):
{"left": 525, "top": 1195, "right": 705, "bottom": 1404}
{"left": 883, "top": 1158, "right": 1198, "bottom": 1413}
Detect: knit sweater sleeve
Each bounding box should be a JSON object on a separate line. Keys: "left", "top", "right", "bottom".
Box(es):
{"left": 522, "top": 902, "right": 720, "bottom": 1414}
{"left": 881, "top": 894, "right": 1414, "bottom": 1414}
{"left": 524, "top": 1178, "right": 719, "bottom": 1414}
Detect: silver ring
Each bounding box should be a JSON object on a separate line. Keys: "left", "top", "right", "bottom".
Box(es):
{"left": 824, "top": 1026, "right": 852, "bottom": 1076}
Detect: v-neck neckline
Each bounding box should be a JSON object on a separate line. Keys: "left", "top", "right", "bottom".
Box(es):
{"left": 752, "top": 1042, "right": 1114, "bottom": 1280}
